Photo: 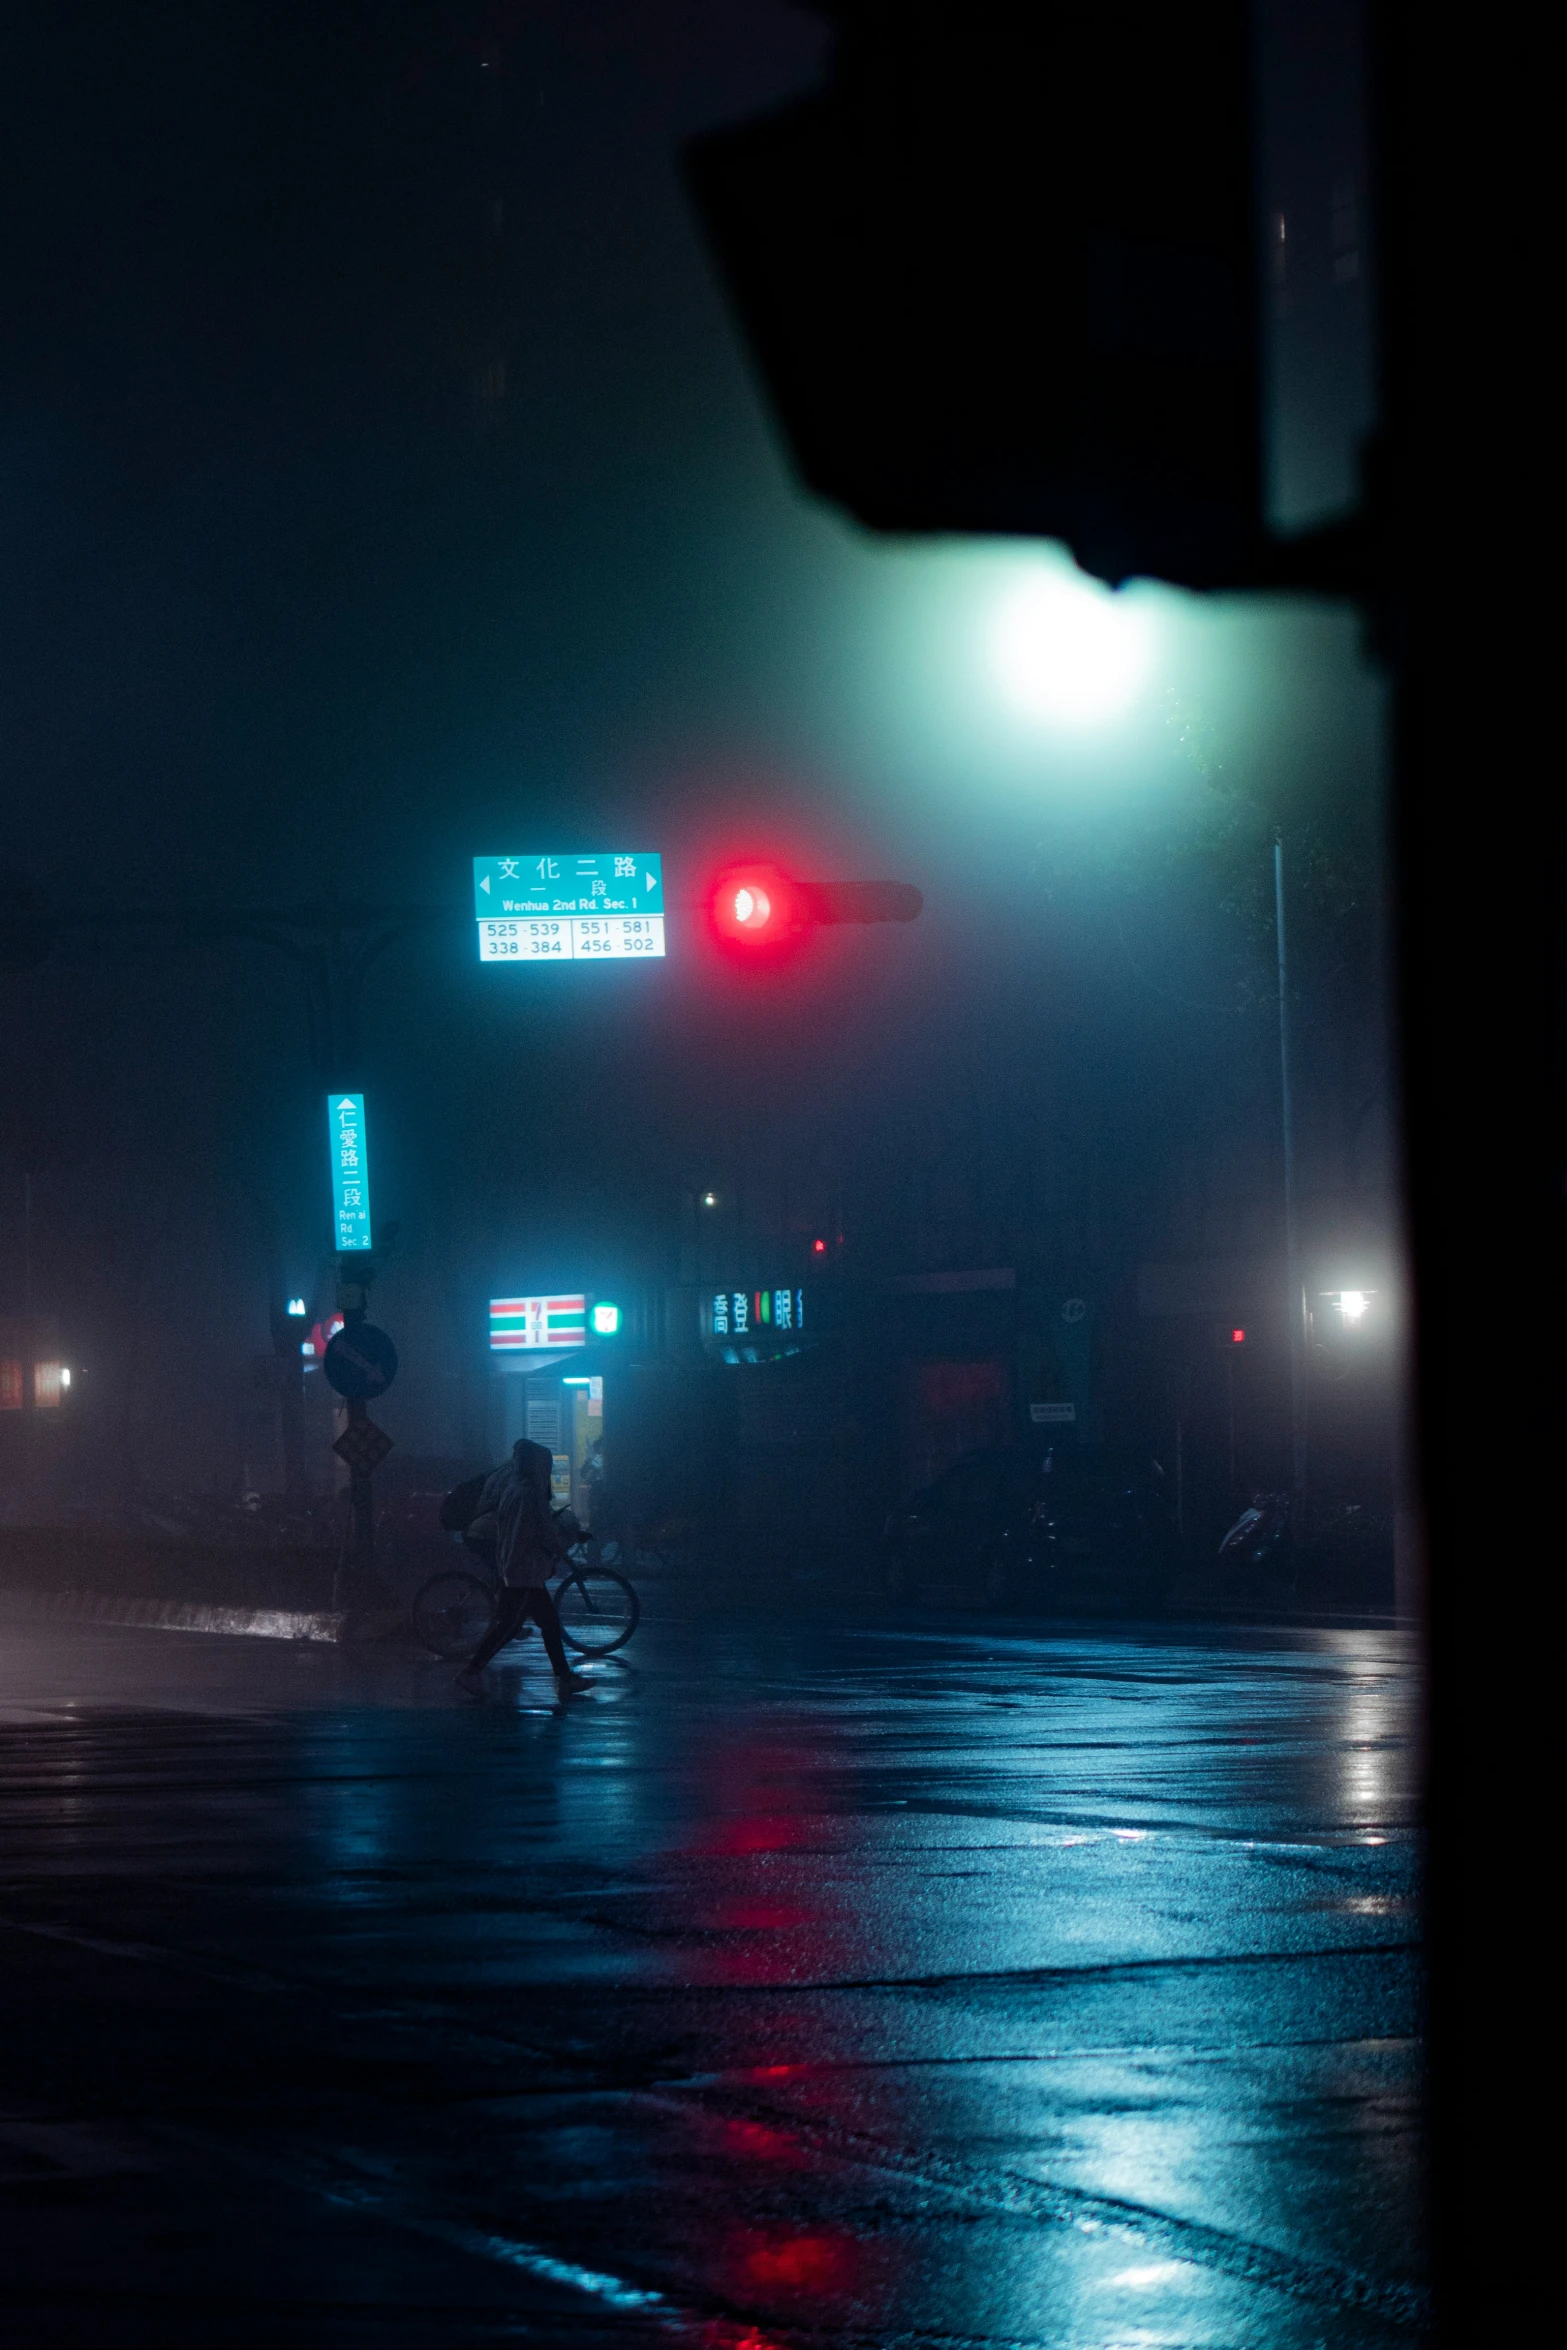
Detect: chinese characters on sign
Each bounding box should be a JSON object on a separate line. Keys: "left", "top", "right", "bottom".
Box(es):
{"left": 328, "top": 1094, "right": 372, "bottom": 1254}
{"left": 489, "top": 1296, "right": 588, "bottom": 1353}
{"left": 473, "top": 853, "right": 665, "bottom": 963}
{"left": 710, "top": 1289, "right": 805, "bottom": 1338}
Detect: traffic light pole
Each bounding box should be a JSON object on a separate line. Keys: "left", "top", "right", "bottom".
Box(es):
{"left": 1273, "top": 837, "right": 1308, "bottom": 1522}
{"left": 335, "top": 1263, "right": 381, "bottom": 1608}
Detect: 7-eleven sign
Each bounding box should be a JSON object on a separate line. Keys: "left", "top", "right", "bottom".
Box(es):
{"left": 489, "top": 1295, "right": 587, "bottom": 1353}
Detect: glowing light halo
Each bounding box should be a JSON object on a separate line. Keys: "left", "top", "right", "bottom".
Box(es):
{"left": 990, "top": 567, "right": 1153, "bottom": 727}
{"left": 708, "top": 862, "right": 796, "bottom": 949}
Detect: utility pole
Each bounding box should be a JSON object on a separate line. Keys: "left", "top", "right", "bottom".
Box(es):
{"left": 335, "top": 1266, "right": 380, "bottom": 1604}
{"left": 22, "top": 1171, "right": 34, "bottom": 1499}
{"left": 321, "top": 1090, "right": 399, "bottom": 1622}
{"left": 1274, "top": 837, "right": 1308, "bottom": 1521}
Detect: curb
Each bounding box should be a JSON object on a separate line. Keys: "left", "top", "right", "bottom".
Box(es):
{"left": 0, "top": 1586, "right": 346, "bottom": 1644}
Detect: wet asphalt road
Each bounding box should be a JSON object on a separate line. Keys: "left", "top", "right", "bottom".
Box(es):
{"left": 0, "top": 1609, "right": 1424, "bottom": 2347}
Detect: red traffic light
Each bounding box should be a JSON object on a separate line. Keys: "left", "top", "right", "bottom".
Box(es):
{"left": 1230, "top": 1328, "right": 1247, "bottom": 1345}
{"left": 709, "top": 863, "right": 801, "bottom": 948}
{"left": 709, "top": 863, "right": 923, "bottom": 950}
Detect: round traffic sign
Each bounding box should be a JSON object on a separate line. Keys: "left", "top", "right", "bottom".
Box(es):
{"left": 323, "top": 1323, "right": 398, "bottom": 1400}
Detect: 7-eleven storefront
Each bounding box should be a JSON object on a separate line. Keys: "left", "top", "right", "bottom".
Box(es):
{"left": 489, "top": 1295, "right": 600, "bottom": 1515}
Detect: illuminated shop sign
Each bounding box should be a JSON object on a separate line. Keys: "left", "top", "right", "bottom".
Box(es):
{"left": 490, "top": 1295, "right": 587, "bottom": 1353}
{"left": 709, "top": 1288, "right": 805, "bottom": 1339}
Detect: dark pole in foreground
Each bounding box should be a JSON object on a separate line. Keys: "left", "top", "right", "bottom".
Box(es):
{"left": 1274, "top": 837, "right": 1307, "bottom": 1519}
{"left": 338, "top": 1268, "right": 379, "bottom": 1602}
{"left": 323, "top": 1083, "right": 395, "bottom": 1622}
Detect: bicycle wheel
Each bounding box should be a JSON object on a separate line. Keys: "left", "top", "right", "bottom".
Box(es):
{"left": 411, "top": 1570, "right": 496, "bottom": 1659}
{"left": 554, "top": 1565, "right": 640, "bottom": 1656}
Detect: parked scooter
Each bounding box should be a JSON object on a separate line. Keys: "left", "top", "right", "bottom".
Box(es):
{"left": 1217, "top": 1493, "right": 1294, "bottom": 1586}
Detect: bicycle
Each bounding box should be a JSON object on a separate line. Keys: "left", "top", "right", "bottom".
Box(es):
{"left": 411, "top": 1532, "right": 641, "bottom": 1662}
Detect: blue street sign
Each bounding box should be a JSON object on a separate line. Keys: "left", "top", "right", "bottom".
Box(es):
{"left": 327, "top": 1093, "right": 372, "bottom": 1253}
{"left": 473, "top": 853, "right": 665, "bottom": 963}
{"left": 323, "top": 1322, "right": 398, "bottom": 1400}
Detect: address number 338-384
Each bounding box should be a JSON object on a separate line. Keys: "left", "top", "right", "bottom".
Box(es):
{"left": 478, "top": 916, "right": 666, "bottom": 961}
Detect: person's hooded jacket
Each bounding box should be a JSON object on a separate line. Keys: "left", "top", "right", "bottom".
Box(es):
{"left": 478, "top": 1439, "right": 567, "bottom": 1585}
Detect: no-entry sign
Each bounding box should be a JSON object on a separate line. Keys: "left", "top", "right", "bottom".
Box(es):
{"left": 323, "top": 1324, "right": 398, "bottom": 1400}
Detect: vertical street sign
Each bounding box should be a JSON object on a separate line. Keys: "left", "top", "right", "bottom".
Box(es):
{"left": 473, "top": 854, "right": 665, "bottom": 962}
{"left": 328, "top": 1093, "right": 372, "bottom": 1253}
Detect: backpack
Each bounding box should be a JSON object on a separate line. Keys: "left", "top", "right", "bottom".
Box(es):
{"left": 439, "top": 1472, "right": 490, "bottom": 1534}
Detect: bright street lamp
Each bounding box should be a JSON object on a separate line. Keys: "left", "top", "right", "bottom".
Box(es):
{"left": 990, "top": 565, "right": 1153, "bottom": 727}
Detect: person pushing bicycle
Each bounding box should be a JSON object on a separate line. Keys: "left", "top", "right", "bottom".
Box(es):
{"left": 456, "top": 1438, "right": 591, "bottom": 1701}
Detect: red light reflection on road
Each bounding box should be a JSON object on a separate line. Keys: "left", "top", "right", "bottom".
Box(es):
{"left": 673, "top": 1736, "right": 875, "bottom": 1992}
{"left": 708, "top": 1900, "right": 811, "bottom": 1930}
{"left": 693, "top": 1813, "right": 815, "bottom": 1859}
{"left": 714, "top": 2115, "right": 812, "bottom": 2169}
{"left": 725, "top": 2226, "right": 858, "bottom": 2298}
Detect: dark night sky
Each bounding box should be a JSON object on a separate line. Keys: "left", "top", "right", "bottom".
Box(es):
{"left": 0, "top": 2, "right": 1387, "bottom": 1495}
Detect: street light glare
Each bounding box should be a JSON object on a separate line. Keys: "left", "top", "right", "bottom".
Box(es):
{"left": 1339, "top": 1290, "right": 1370, "bottom": 1321}
{"left": 991, "top": 568, "right": 1152, "bottom": 726}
